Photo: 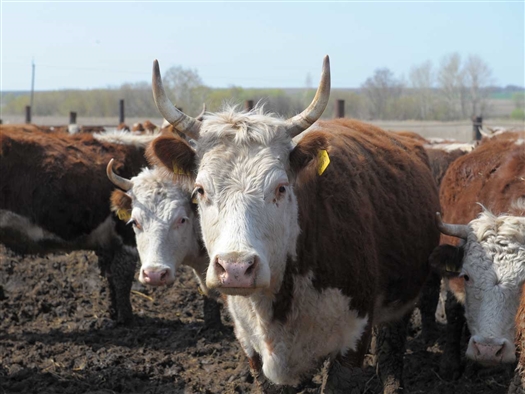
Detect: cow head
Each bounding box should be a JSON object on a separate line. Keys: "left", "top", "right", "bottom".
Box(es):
{"left": 107, "top": 159, "right": 202, "bottom": 287}
{"left": 432, "top": 210, "right": 525, "bottom": 364}
{"left": 148, "top": 57, "right": 330, "bottom": 296}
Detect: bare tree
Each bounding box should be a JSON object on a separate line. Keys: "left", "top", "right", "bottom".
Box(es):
{"left": 163, "top": 65, "right": 205, "bottom": 115}
{"left": 437, "top": 53, "right": 466, "bottom": 119}
{"left": 361, "top": 68, "right": 403, "bottom": 119}
{"left": 463, "top": 54, "right": 494, "bottom": 117}
{"left": 409, "top": 60, "right": 435, "bottom": 120}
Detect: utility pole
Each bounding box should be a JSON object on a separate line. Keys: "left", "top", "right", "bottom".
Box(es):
{"left": 30, "top": 59, "right": 35, "bottom": 110}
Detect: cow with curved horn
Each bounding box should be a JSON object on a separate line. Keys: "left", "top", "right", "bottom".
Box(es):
{"left": 429, "top": 132, "right": 525, "bottom": 388}
{"left": 107, "top": 159, "right": 223, "bottom": 328}
{"left": 148, "top": 56, "right": 440, "bottom": 393}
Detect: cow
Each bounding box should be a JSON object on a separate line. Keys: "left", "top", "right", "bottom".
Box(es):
{"left": 509, "top": 285, "right": 525, "bottom": 393}
{"left": 106, "top": 159, "right": 223, "bottom": 328}
{"left": 429, "top": 133, "right": 525, "bottom": 382}
{"left": 147, "top": 56, "right": 441, "bottom": 393}
{"left": 0, "top": 126, "right": 148, "bottom": 324}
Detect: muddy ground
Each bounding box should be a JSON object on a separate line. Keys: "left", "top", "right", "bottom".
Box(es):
{"left": 0, "top": 244, "right": 516, "bottom": 394}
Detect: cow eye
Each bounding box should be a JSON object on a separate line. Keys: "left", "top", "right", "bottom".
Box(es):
{"left": 127, "top": 218, "right": 142, "bottom": 230}
{"left": 192, "top": 185, "right": 205, "bottom": 201}
{"left": 278, "top": 186, "right": 286, "bottom": 193}
{"left": 460, "top": 272, "right": 470, "bottom": 282}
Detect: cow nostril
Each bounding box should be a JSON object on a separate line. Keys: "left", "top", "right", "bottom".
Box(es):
{"left": 142, "top": 270, "right": 149, "bottom": 279}
{"left": 496, "top": 345, "right": 504, "bottom": 357}
{"left": 215, "top": 259, "right": 226, "bottom": 274}
{"left": 245, "top": 261, "right": 255, "bottom": 276}
{"left": 160, "top": 270, "right": 167, "bottom": 281}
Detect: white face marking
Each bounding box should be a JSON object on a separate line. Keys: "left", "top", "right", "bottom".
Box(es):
{"left": 458, "top": 212, "right": 525, "bottom": 363}
{"left": 228, "top": 272, "right": 369, "bottom": 386}
{"left": 126, "top": 168, "right": 203, "bottom": 286}
{"left": 193, "top": 112, "right": 300, "bottom": 294}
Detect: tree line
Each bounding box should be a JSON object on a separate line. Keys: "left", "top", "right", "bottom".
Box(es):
{"left": 2, "top": 52, "right": 524, "bottom": 121}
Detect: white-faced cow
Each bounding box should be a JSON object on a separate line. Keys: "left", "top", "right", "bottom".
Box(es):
{"left": 106, "top": 159, "right": 222, "bottom": 328}
{"left": 0, "top": 125, "right": 148, "bottom": 324}
{"left": 430, "top": 133, "right": 525, "bottom": 384}
{"left": 146, "top": 57, "right": 441, "bottom": 393}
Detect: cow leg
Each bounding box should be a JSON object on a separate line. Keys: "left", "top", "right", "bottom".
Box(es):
{"left": 202, "top": 294, "right": 223, "bottom": 329}
{"left": 248, "top": 353, "right": 297, "bottom": 394}
{"left": 439, "top": 291, "right": 465, "bottom": 380}
{"left": 321, "top": 324, "right": 372, "bottom": 394}
{"left": 419, "top": 271, "right": 441, "bottom": 343}
{"left": 375, "top": 313, "right": 411, "bottom": 394}
{"left": 96, "top": 245, "right": 137, "bottom": 325}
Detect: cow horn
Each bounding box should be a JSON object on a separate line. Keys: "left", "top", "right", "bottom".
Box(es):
{"left": 284, "top": 55, "right": 331, "bottom": 138}
{"left": 107, "top": 159, "right": 133, "bottom": 191}
{"left": 435, "top": 212, "right": 469, "bottom": 239}
{"left": 152, "top": 60, "right": 202, "bottom": 140}
{"left": 196, "top": 103, "right": 206, "bottom": 121}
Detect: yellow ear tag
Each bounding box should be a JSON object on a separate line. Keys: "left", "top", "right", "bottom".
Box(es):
{"left": 173, "top": 162, "right": 188, "bottom": 176}
{"left": 191, "top": 197, "right": 198, "bottom": 204}
{"left": 317, "top": 149, "right": 330, "bottom": 176}
{"left": 117, "top": 209, "right": 131, "bottom": 222}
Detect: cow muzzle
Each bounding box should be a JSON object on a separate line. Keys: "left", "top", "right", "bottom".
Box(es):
{"left": 209, "top": 252, "right": 260, "bottom": 294}
{"left": 466, "top": 336, "right": 516, "bottom": 365}
{"left": 140, "top": 266, "right": 174, "bottom": 286}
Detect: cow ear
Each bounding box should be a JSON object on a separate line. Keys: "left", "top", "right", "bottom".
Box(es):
{"left": 110, "top": 190, "right": 132, "bottom": 222}
{"left": 146, "top": 133, "right": 197, "bottom": 179}
{"left": 289, "top": 132, "right": 328, "bottom": 175}
{"left": 429, "top": 244, "right": 464, "bottom": 278}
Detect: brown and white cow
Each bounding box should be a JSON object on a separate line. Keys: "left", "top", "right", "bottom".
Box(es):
{"left": 430, "top": 133, "right": 525, "bottom": 379}
{"left": 107, "top": 160, "right": 223, "bottom": 328}
{"left": 0, "top": 126, "right": 148, "bottom": 324}
{"left": 147, "top": 57, "right": 440, "bottom": 393}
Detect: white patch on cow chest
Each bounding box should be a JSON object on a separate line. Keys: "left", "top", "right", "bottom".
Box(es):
{"left": 227, "top": 271, "right": 369, "bottom": 386}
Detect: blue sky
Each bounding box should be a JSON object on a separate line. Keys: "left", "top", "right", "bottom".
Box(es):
{"left": 1, "top": 1, "right": 524, "bottom": 91}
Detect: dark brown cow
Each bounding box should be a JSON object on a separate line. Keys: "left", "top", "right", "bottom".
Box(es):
{"left": 0, "top": 125, "right": 148, "bottom": 324}
{"left": 430, "top": 132, "right": 525, "bottom": 381}
{"left": 148, "top": 57, "right": 441, "bottom": 393}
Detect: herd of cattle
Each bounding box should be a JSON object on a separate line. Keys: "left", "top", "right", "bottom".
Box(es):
{"left": 0, "top": 56, "right": 524, "bottom": 394}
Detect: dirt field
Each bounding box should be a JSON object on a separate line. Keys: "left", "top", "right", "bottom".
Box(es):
{"left": 0, "top": 244, "right": 517, "bottom": 394}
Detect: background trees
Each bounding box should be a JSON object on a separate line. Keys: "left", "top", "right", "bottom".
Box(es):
{"left": 1, "top": 53, "right": 519, "bottom": 122}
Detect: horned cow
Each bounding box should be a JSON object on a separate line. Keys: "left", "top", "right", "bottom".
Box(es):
{"left": 148, "top": 57, "right": 441, "bottom": 393}
{"left": 429, "top": 133, "right": 525, "bottom": 385}
{"left": 107, "top": 160, "right": 223, "bottom": 328}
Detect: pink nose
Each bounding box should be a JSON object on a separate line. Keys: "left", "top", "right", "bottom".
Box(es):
{"left": 215, "top": 255, "right": 258, "bottom": 288}
{"left": 142, "top": 268, "right": 170, "bottom": 286}
{"left": 470, "top": 341, "right": 504, "bottom": 363}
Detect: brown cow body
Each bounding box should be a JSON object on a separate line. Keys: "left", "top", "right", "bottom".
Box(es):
{"left": 0, "top": 125, "right": 148, "bottom": 323}
{"left": 151, "top": 115, "right": 441, "bottom": 392}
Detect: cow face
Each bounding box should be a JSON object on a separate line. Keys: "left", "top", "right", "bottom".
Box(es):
{"left": 434, "top": 211, "right": 525, "bottom": 364}
{"left": 110, "top": 167, "right": 200, "bottom": 287}
{"left": 148, "top": 57, "right": 330, "bottom": 297}
{"left": 151, "top": 115, "right": 315, "bottom": 296}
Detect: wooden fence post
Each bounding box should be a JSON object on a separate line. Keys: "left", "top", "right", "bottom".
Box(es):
{"left": 472, "top": 116, "right": 483, "bottom": 140}
{"left": 335, "top": 99, "right": 345, "bottom": 118}
{"left": 119, "top": 99, "right": 125, "bottom": 124}
{"left": 25, "top": 106, "right": 32, "bottom": 124}
{"left": 244, "top": 100, "right": 254, "bottom": 112}
{"left": 69, "top": 111, "right": 77, "bottom": 125}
